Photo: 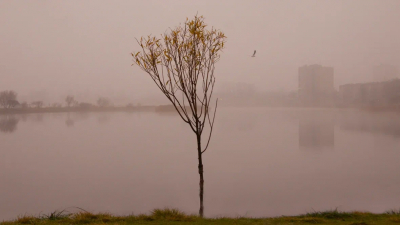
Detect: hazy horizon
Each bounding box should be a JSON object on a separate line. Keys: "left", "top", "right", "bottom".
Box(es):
{"left": 1, "top": 0, "right": 400, "bottom": 104}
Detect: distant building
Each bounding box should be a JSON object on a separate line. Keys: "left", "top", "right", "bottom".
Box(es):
{"left": 298, "top": 64, "right": 335, "bottom": 107}
{"left": 372, "top": 64, "right": 399, "bottom": 82}
{"left": 339, "top": 79, "right": 400, "bottom": 106}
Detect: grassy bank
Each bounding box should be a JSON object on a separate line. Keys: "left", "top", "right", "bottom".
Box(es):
{"left": 2, "top": 208, "right": 400, "bottom": 225}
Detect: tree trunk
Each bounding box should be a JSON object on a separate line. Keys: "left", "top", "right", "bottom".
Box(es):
{"left": 197, "top": 134, "right": 204, "bottom": 217}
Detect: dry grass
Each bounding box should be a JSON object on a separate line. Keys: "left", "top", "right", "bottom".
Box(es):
{"left": 2, "top": 208, "right": 400, "bottom": 225}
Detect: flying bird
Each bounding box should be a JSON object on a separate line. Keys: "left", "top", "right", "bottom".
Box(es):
{"left": 251, "top": 50, "right": 256, "bottom": 57}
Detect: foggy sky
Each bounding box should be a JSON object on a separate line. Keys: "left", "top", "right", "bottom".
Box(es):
{"left": 1, "top": 0, "right": 400, "bottom": 104}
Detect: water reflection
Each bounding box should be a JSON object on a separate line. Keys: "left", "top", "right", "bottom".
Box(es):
{"left": 340, "top": 111, "right": 400, "bottom": 138}
{"left": 65, "top": 118, "right": 74, "bottom": 127}
{"left": 0, "top": 116, "right": 19, "bottom": 133}
{"left": 97, "top": 114, "right": 110, "bottom": 124}
{"left": 2, "top": 109, "right": 400, "bottom": 220}
{"left": 31, "top": 114, "right": 44, "bottom": 123}
{"left": 65, "top": 113, "right": 74, "bottom": 127}
{"left": 63, "top": 112, "right": 93, "bottom": 127}
{"left": 298, "top": 111, "right": 335, "bottom": 150}
{"left": 218, "top": 109, "right": 258, "bottom": 132}
{"left": 19, "top": 114, "right": 27, "bottom": 122}
{"left": 75, "top": 112, "right": 90, "bottom": 120}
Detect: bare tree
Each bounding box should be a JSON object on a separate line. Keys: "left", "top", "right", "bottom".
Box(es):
{"left": 72, "top": 100, "right": 79, "bottom": 107}
{"left": 51, "top": 103, "right": 62, "bottom": 108}
{"left": 97, "top": 97, "right": 111, "bottom": 107}
{"left": 0, "top": 90, "right": 18, "bottom": 108}
{"left": 21, "top": 102, "right": 29, "bottom": 109}
{"left": 8, "top": 99, "right": 20, "bottom": 108}
{"left": 65, "top": 95, "right": 75, "bottom": 107}
{"left": 79, "top": 102, "right": 94, "bottom": 108}
{"left": 132, "top": 15, "right": 226, "bottom": 217}
{"left": 31, "top": 101, "right": 43, "bottom": 108}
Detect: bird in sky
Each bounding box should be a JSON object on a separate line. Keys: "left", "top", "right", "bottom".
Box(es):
{"left": 251, "top": 50, "right": 256, "bottom": 57}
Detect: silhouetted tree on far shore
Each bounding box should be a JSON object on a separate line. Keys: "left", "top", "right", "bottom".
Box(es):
{"left": 97, "top": 97, "right": 111, "bottom": 107}
{"left": 0, "top": 90, "right": 18, "bottom": 108}
{"left": 7, "top": 99, "right": 20, "bottom": 108}
{"left": 31, "top": 101, "right": 43, "bottom": 108}
{"left": 20, "top": 102, "right": 29, "bottom": 109}
{"left": 65, "top": 95, "right": 75, "bottom": 107}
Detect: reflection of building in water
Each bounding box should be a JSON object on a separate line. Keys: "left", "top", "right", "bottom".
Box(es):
{"left": 299, "top": 112, "right": 335, "bottom": 149}
{"left": 298, "top": 64, "right": 335, "bottom": 107}
{"left": 339, "top": 112, "right": 400, "bottom": 138}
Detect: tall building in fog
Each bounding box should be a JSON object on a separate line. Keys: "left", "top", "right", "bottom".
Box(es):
{"left": 372, "top": 64, "right": 399, "bottom": 82}
{"left": 298, "top": 64, "right": 335, "bottom": 107}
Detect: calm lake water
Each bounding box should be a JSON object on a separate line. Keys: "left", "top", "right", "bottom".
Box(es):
{"left": 1, "top": 108, "right": 400, "bottom": 220}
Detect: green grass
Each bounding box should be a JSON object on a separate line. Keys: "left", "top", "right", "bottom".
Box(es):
{"left": 2, "top": 208, "right": 400, "bottom": 225}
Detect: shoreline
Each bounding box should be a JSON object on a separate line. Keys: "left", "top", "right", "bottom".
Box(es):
{"left": 1, "top": 105, "right": 399, "bottom": 115}
{"left": 0, "top": 106, "right": 156, "bottom": 115}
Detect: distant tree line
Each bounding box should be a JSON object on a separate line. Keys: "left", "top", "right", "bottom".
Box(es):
{"left": 0, "top": 90, "right": 130, "bottom": 110}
